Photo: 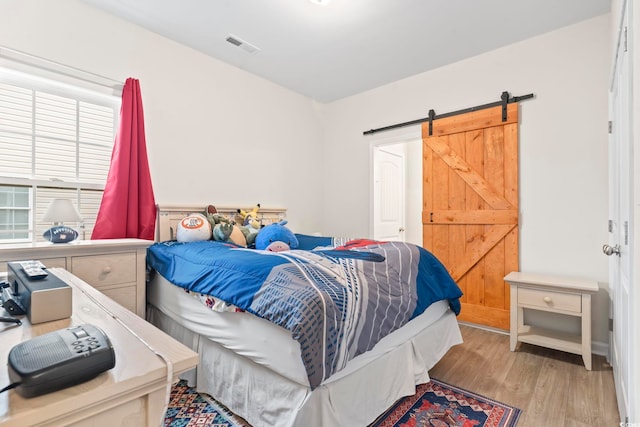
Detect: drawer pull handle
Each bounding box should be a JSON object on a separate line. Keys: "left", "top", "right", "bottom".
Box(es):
{"left": 102, "top": 266, "right": 112, "bottom": 274}
{"left": 543, "top": 296, "right": 552, "bottom": 303}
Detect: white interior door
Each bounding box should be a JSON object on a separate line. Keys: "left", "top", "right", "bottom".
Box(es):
{"left": 608, "top": 2, "right": 633, "bottom": 420}
{"left": 373, "top": 146, "right": 405, "bottom": 241}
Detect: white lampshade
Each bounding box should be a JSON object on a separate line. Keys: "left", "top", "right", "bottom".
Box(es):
{"left": 42, "top": 199, "right": 83, "bottom": 224}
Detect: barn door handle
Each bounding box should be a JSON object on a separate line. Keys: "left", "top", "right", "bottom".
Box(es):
{"left": 602, "top": 244, "right": 620, "bottom": 257}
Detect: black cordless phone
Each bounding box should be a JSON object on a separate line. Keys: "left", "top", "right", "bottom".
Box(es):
{"left": 7, "top": 324, "right": 116, "bottom": 397}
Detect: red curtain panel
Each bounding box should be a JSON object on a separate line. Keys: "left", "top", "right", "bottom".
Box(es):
{"left": 92, "top": 78, "right": 156, "bottom": 240}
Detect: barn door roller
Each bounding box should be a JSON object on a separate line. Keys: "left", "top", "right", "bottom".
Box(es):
{"left": 363, "top": 91, "right": 534, "bottom": 136}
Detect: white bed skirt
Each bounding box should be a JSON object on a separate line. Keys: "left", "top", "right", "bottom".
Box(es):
{"left": 147, "top": 301, "right": 462, "bottom": 427}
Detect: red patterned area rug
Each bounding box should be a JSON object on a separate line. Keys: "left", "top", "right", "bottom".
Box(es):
{"left": 370, "top": 379, "right": 521, "bottom": 427}
{"left": 165, "top": 378, "right": 520, "bottom": 427}
{"left": 164, "top": 380, "right": 248, "bottom": 427}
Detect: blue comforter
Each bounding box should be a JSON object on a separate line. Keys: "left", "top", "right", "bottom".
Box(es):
{"left": 147, "top": 237, "right": 462, "bottom": 389}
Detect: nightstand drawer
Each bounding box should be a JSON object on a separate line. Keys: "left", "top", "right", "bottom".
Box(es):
{"left": 518, "top": 287, "right": 582, "bottom": 313}
{"left": 71, "top": 253, "right": 137, "bottom": 287}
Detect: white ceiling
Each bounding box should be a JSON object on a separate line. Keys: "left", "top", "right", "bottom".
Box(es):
{"left": 80, "top": 0, "right": 611, "bottom": 103}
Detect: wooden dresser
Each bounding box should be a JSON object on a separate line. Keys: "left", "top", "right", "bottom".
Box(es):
{"left": 0, "top": 239, "right": 152, "bottom": 317}
{"left": 0, "top": 268, "right": 198, "bottom": 427}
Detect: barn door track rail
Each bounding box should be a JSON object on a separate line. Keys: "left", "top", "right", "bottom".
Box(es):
{"left": 363, "top": 91, "right": 534, "bottom": 136}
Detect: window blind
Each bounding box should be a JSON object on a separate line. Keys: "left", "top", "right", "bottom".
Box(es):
{"left": 0, "top": 68, "right": 120, "bottom": 243}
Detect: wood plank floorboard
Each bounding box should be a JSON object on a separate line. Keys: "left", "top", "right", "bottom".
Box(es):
{"left": 428, "top": 324, "right": 620, "bottom": 427}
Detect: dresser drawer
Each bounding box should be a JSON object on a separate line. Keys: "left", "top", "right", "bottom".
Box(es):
{"left": 1, "top": 257, "right": 66, "bottom": 275}
{"left": 518, "top": 287, "right": 581, "bottom": 313}
{"left": 39, "top": 258, "right": 67, "bottom": 270}
{"left": 101, "top": 286, "right": 137, "bottom": 313}
{"left": 71, "top": 253, "right": 137, "bottom": 288}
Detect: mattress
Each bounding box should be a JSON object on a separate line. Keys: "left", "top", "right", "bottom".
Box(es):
{"left": 147, "top": 271, "right": 454, "bottom": 386}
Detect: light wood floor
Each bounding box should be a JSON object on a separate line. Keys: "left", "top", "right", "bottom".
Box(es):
{"left": 428, "top": 324, "right": 620, "bottom": 427}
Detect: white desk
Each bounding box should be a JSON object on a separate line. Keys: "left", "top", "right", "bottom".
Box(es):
{"left": 0, "top": 268, "right": 198, "bottom": 426}
{"left": 504, "top": 271, "right": 599, "bottom": 370}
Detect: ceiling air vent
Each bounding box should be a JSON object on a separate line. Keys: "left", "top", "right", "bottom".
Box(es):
{"left": 225, "top": 35, "right": 260, "bottom": 54}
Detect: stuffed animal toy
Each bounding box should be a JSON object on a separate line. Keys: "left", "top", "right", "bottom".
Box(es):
{"left": 236, "top": 204, "right": 261, "bottom": 228}
{"left": 264, "top": 241, "right": 290, "bottom": 252}
{"left": 176, "top": 213, "right": 212, "bottom": 242}
{"left": 255, "top": 220, "right": 299, "bottom": 250}
{"left": 238, "top": 225, "right": 259, "bottom": 247}
{"left": 212, "top": 222, "right": 247, "bottom": 247}
{"left": 236, "top": 204, "right": 261, "bottom": 246}
{"left": 204, "top": 205, "right": 231, "bottom": 230}
{"left": 208, "top": 213, "right": 230, "bottom": 225}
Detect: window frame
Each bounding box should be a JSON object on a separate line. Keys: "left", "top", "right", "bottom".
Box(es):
{"left": 0, "top": 67, "right": 120, "bottom": 244}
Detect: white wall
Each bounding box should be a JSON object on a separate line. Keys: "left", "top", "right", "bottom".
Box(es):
{"left": 0, "top": 0, "right": 326, "bottom": 234}
{"left": 323, "top": 15, "right": 612, "bottom": 345}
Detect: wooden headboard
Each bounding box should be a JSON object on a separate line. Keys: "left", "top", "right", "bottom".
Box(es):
{"left": 155, "top": 204, "right": 287, "bottom": 242}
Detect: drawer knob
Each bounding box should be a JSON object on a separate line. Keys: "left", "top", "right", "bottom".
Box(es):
{"left": 102, "top": 266, "right": 112, "bottom": 274}
{"left": 543, "top": 296, "right": 552, "bottom": 303}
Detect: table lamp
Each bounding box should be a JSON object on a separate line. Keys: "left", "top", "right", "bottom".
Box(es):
{"left": 41, "top": 199, "right": 82, "bottom": 243}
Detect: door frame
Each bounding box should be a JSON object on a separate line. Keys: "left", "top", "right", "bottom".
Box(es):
{"left": 369, "top": 126, "right": 420, "bottom": 243}
{"left": 632, "top": 0, "right": 640, "bottom": 420}
{"left": 373, "top": 146, "right": 406, "bottom": 241}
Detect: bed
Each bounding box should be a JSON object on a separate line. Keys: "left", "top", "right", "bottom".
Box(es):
{"left": 146, "top": 205, "right": 464, "bottom": 427}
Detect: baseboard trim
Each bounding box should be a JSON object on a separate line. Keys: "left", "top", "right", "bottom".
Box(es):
{"left": 459, "top": 321, "right": 610, "bottom": 357}
{"left": 591, "top": 340, "right": 609, "bottom": 357}
{"left": 458, "top": 321, "right": 509, "bottom": 335}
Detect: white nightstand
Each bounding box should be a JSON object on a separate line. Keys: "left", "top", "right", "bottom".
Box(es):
{"left": 504, "top": 271, "right": 599, "bottom": 370}
{"left": 0, "top": 239, "right": 152, "bottom": 317}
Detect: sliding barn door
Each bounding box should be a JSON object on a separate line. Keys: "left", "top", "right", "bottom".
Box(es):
{"left": 422, "top": 104, "right": 519, "bottom": 330}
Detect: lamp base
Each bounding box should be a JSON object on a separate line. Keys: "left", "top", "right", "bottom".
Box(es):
{"left": 43, "top": 226, "right": 79, "bottom": 243}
